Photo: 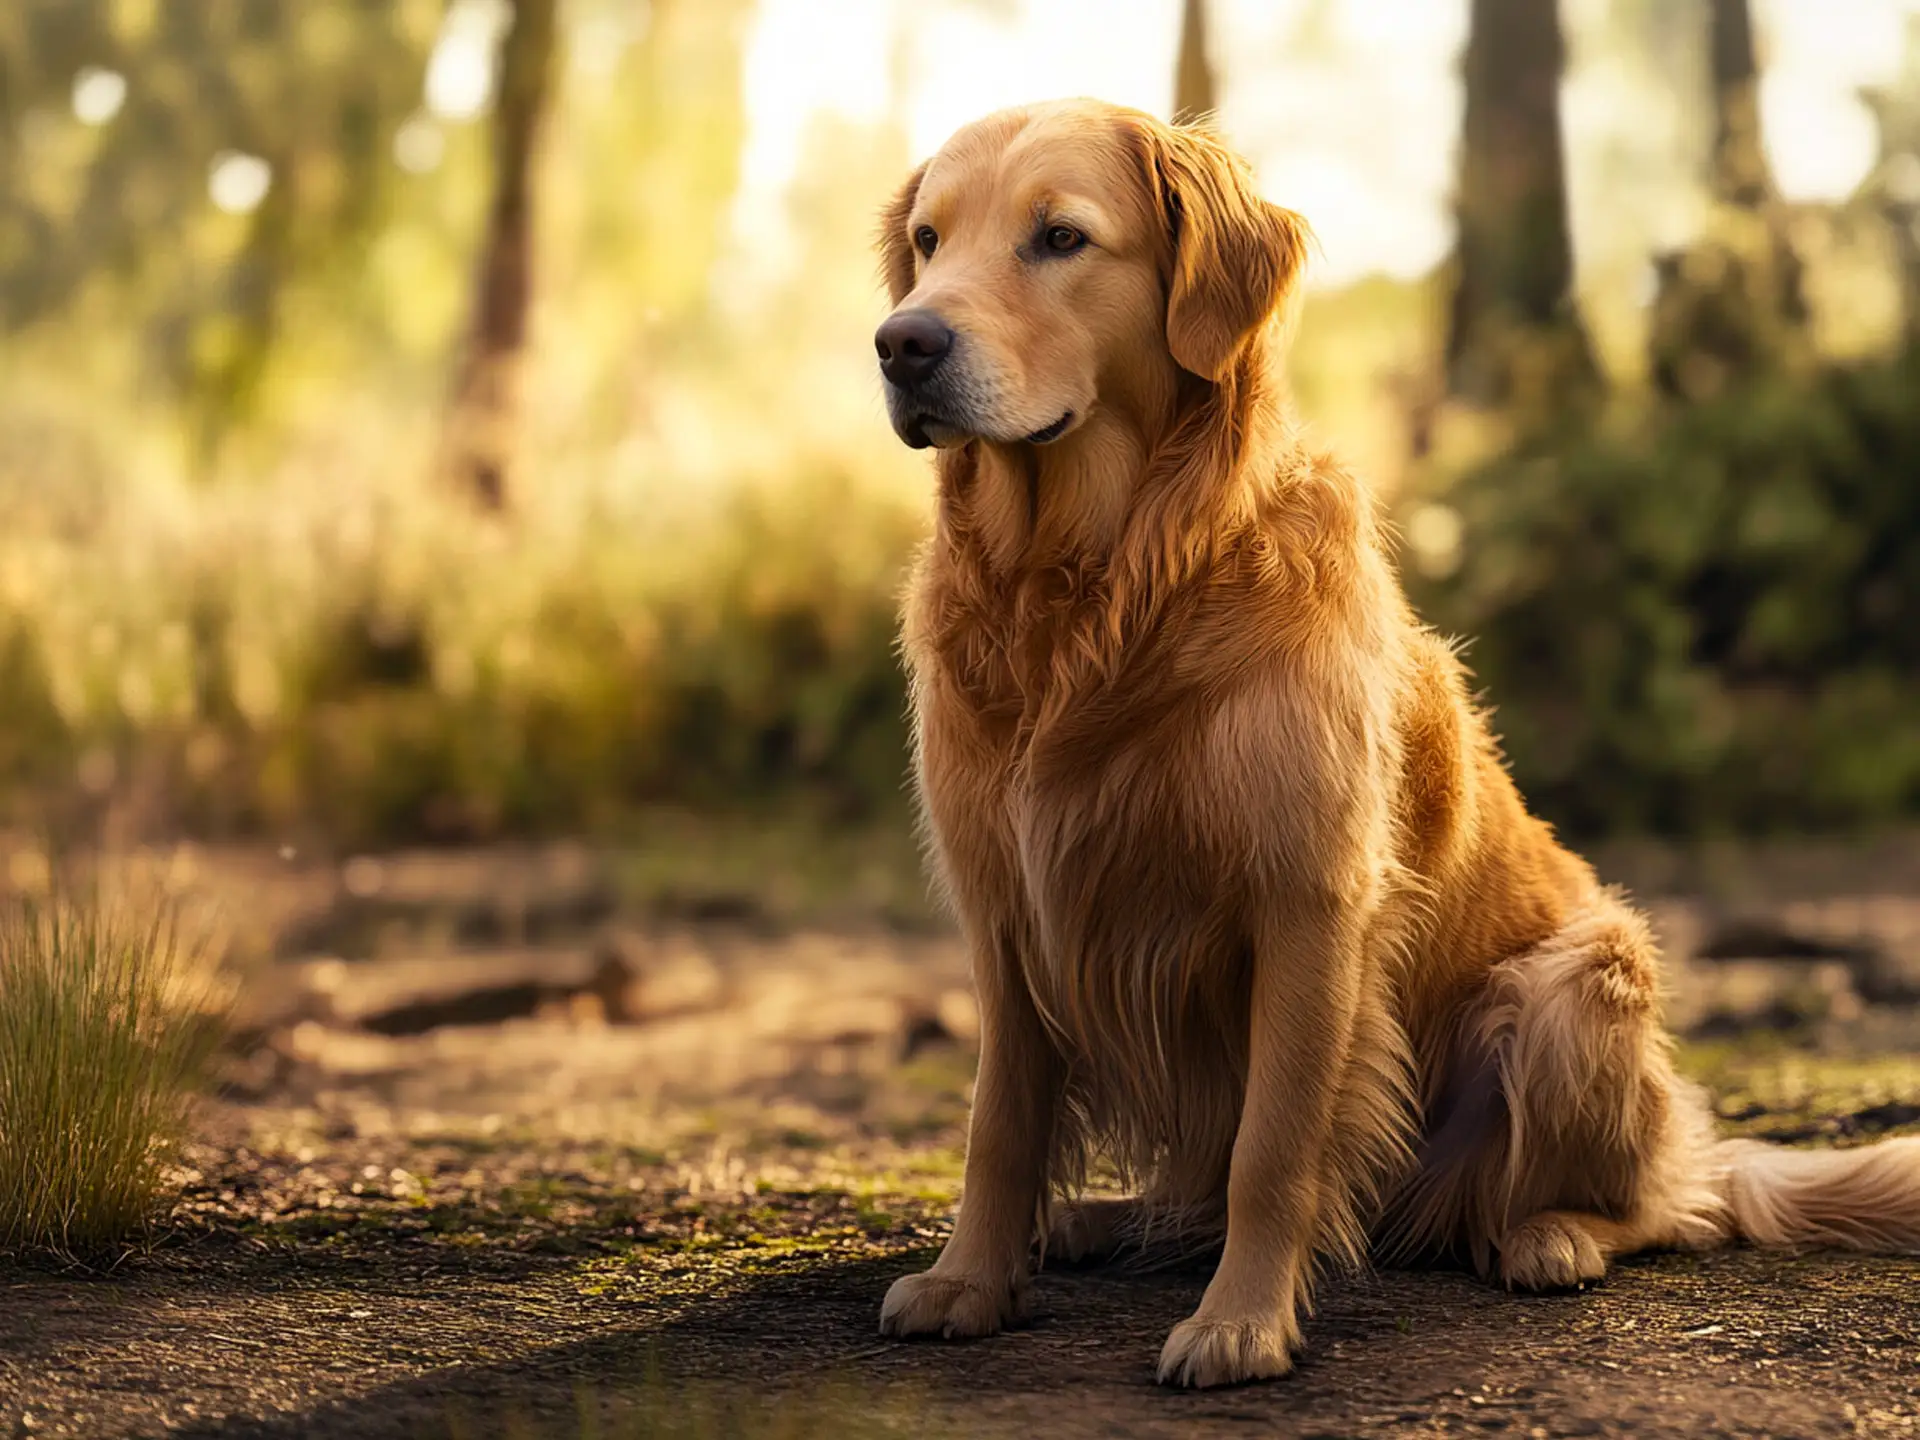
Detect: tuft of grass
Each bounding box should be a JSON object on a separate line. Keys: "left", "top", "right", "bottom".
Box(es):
{"left": 0, "top": 889, "right": 225, "bottom": 1259}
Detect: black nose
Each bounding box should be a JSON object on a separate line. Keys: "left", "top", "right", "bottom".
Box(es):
{"left": 874, "top": 309, "right": 954, "bottom": 388}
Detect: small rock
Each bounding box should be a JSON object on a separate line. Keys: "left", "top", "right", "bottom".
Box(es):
{"left": 607, "top": 934, "right": 725, "bottom": 1019}
{"left": 900, "top": 1011, "right": 952, "bottom": 1060}
{"left": 936, "top": 988, "right": 979, "bottom": 1045}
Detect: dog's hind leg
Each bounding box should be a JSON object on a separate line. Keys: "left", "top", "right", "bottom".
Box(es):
{"left": 1047, "top": 1034, "right": 1240, "bottom": 1269}
{"left": 1496, "top": 1208, "right": 1658, "bottom": 1290}
{"left": 1434, "top": 894, "right": 1727, "bottom": 1290}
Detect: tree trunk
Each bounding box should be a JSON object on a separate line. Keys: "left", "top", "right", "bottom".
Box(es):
{"left": 1710, "top": 0, "right": 1805, "bottom": 317}
{"left": 1864, "top": 20, "right": 1920, "bottom": 349}
{"left": 1708, "top": 0, "right": 1767, "bottom": 209}
{"left": 1649, "top": 0, "right": 1807, "bottom": 401}
{"left": 1445, "top": 0, "right": 1599, "bottom": 408}
{"left": 1173, "top": 0, "right": 1216, "bottom": 123}
{"left": 443, "top": 0, "right": 557, "bottom": 512}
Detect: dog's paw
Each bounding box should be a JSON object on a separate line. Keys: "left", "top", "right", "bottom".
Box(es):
{"left": 1156, "top": 1314, "right": 1295, "bottom": 1388}
{"left": 879, "top": 1268, "right": 1025, "bottom": 1339}
{"left": 1498, "top": 1212, "right": 1608, "bottom": 1292}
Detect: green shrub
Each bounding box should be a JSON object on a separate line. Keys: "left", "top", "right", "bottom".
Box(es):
{"left": 0, "top": 889, "right": 223, "bottom": 1258}
{"left": 0, "top": 463, "right": 922, "bottom": 848}
{"left": 1410, "top": 349, "right": 1920, "bottom": 836}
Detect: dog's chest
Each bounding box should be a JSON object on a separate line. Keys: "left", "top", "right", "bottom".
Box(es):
{"left": 1013, "top": 724, "right": 1225, "bottom": 910}
{"left": 1001, "top": 735, "right": 1251, "bottom": 1097}
{"left": 927, "top": 587, "right": 1233, "bottom": 916}
{"left": 979, "top": 688, "right": 1243, "bottom": 1030}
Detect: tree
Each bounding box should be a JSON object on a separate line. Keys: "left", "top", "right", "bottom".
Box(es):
{"left": 0, "top": 1, "right": 434, "bottom": 449}
{"left": 442, "top": 0, "right": 557, "bottom": 512}
{"left": 1445, "top": 0, "right": 1599, "bottom": 409}
{"left": 1703, "top": 0, "right": 1805, "bottom": 327}
{"left": 1173, "top": 0, "right": 1217, "bottom": 122}
{"left": 1648, "top": 0, "right": 1808, "bottom": 402}
{"left": 1707, "top": 0, "right": 1772, "bottom": 210}
{"left": 1861, "top": 17, "right": 1920, "bottom": 350}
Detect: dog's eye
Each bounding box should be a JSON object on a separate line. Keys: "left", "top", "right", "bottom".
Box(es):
{"left": 914, "top": 226, "right": 938, "bottom": 259}
{"left": 1043, "top": 224, "right": 1087, "bottom": 255}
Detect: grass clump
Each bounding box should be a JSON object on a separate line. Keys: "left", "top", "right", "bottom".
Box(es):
{"left": 0, "top": 888, "right": 224, "bottom": 1259}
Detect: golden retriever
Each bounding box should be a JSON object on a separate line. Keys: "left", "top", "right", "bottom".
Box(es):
{"left": 870, "top": 99, "right": 1920, "bottom": 1389}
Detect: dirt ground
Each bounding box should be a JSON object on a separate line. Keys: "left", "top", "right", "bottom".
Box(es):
{"left": 4, "top": 838, "right": 1920, "bottom": 1439}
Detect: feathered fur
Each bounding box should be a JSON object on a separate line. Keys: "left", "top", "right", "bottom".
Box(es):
{"left": 872, "top": 99, "right": 1920, "bottom": 1388}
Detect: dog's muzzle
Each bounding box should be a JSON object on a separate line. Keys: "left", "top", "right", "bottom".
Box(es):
{"left": 877, "top": 308, "right": 971, "bottom": 449}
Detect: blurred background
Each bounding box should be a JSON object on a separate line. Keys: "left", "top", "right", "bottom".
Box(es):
{"left": 3, "top": 0, "right": 1919, "bottom": 894}
{"left": 8, "top": 13, "right": 1920, "bottom": 1406}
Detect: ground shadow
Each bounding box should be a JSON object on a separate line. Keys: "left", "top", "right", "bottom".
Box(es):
{"left": 151, "top": 1245, "right": 1920, "bottom": 1440}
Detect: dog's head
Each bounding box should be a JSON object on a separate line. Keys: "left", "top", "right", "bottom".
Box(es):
{"left": 874, "top": 99, "right": 1310, "bottom": 451}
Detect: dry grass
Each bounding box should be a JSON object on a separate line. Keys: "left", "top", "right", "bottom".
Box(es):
{"left": 0, "top": 375, "right": 927, "bottom": 846}
{"left": 0, "top": 887, "right": 225, "bottom": 1259}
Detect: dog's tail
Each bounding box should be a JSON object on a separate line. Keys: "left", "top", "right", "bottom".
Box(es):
{"left": 1716, "top": 1136, "right": 1920, "bottom": 1251}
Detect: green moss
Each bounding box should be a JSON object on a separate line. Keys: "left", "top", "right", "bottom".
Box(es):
{"left": 1678, "top": 1042, "right": 1920, "bottom": 1143}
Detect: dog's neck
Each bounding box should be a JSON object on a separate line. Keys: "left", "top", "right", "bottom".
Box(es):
{"left": 942, "top": 412, "right": 1154, "bottom": 572}
{"left": 933, "top": 344, "right": 1290, "bottom": 582}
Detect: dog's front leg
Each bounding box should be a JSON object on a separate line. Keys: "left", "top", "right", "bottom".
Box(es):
{"left": 881, "top": 925, "right": 1060, "bottom": 1338}
{"left": 1157, "top": 899, "right": 1363, "bottom": 1387}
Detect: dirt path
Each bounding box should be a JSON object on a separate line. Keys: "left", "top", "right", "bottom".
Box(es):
{"left": 5, "top": 842, "right": 1920, "bottom": 1438}
{"left": 8, "top": 1235, "right": 1918, "bottom": 1437}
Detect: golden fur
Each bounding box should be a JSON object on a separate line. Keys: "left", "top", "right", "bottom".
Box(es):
{"left": 871, "top": 99, "right": 1920, "bottom": 1388}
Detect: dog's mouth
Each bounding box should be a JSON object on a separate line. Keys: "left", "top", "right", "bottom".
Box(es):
{"left": 896, "top": 409, "right": 1076, "bottom": 450}
{"left": 899, "top": 414, "right": 967, "bottom": 450}
{"left": 1023, "top": 412, "right": 1074, "bottom": 445}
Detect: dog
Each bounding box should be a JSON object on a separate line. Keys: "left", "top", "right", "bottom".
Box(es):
{"left": 869, "top": 99, "right": 1920, "bottom": 1389}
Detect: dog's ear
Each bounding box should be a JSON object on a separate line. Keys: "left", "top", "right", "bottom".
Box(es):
{"left": 877, "top": 161, "right": 929, "bottom": 306}
{"left": 1136, "top": 120, "right": 1310, "bottom": 381}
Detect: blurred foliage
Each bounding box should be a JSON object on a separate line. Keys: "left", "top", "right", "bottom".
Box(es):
{"left": 2, "top": 0, "right": 1919, "bottom": 853}
{"left": 1646, "top": 218, "right": 1807, "bottom": 404}
{"left": 0, "top": 0, "right": 752, "bottom": 457}
{"left": 0, "top": 0, "right": 438, "bottom": 444}
{"left": 1411, "top": 346, "right": 1920, "bottom": 837}
{"left": 0, "top": 0, "right": 918, "bottom": 853}
{"left": 533, "top": 0, "right": 752, "bottom": 426}
{"left": 1645, "top": 0, "right": 1809, "bottom": 406}
{"left": 1862, "top": 16, "right": 1920, "bottom": 350}
{"left": 0, "top": 455, "right": 920, "bottom": 849}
